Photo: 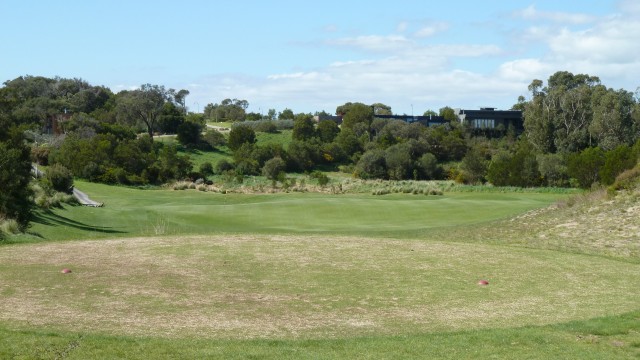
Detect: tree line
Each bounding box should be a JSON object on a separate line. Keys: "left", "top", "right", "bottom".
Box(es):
{"left": 1, "top": 72, "right": 640, "bottom": 232}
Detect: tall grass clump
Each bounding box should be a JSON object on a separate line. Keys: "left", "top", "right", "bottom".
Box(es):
{"left": 0, "top": 217, "right": 20, "bottom": 237}
{"left": 32, "top": 182, "right": 78, "bottom": 209}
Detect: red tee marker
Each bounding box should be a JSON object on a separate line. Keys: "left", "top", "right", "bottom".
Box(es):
{"left": 61, "top": 268, "right": 72, "bottom": 274}
{"left": 477, "top": 279, "right": 489, "bottom": 285}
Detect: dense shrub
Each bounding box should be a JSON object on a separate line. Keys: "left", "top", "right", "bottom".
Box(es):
{"left": 31, "top": 145, "right": 50, "bottom": 165}
{"left": 384, "top": 144, "right": 413, "bottom": 180}
{"left": 567, "top": 147, "right": 606, "bottom": 188}
{"left": 262, "top": 157, "right": 287, "bottom": 181}
{"left": 317, "top": 120, "right": 340, "bottom": 143}
{"left": 176, "top": 121, "right": 203, "bottom": 147}
{"left": 537, "top": 153, "right": 569, "bottom": 187}
{"left": 215, "top": 159, "right": 234, "bottom": 174}
{"left": 199, "top": 162, "right": 214, "bottom": 176}
{"left": 417, "top": 153, "right": 441, "bottom": 180}
{"left": 43, "top": 163, "right": 74, "bottom": 193}
{"left": 228, "top": 125, "right": 256, "bottom": 151}
{"left": 599, "top": 145, "right": 637, "bottom": 185}
{"left": 355, "top": 149, "right": 387, "bottom": 179}
{"left": 203, "top": 129, "right": 226, "bottom": 148}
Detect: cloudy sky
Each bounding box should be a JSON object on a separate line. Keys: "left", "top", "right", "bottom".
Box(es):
{"left": 1, "top": 0, "right": 639, "bottom": 115}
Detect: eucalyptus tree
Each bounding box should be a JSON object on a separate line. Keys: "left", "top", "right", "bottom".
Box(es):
{"left": 116, "top": 84, "right": 170, "bottom": 140}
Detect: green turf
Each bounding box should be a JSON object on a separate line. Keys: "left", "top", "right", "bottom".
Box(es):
{"left": 1, "top": 311, "right": 639, "bottom": 359}
{"left": 4, "top": 182, "right": 639, "bottom": 359}
{"left": 17, "top": 180, "right": 563, "bottom": 242}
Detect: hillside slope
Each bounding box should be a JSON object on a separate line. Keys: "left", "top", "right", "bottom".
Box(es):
{"left": 470, "top": 165, "right": 640, "bottom": 260}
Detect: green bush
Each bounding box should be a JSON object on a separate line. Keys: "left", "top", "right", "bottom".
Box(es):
{"left": 228, "top": 125, "right": 256, "bottom": 151}
{"left": 176, "top": 121, "right": 203, "bottom": 147}
{"left": 355, "top": 149, "right": 387, "bottom": 179}
{"left": 568, "top": 147, "right": 606, "bottom": 188}
{"left": 43, "top": 163, "right": 74, "bottom": 193}
{"left": 199, "top": 162, "right": 214, "bottom": 176}
{"left": 203, "top": 129, "right": 226, "bottom": 148}
{"left": 310, "top": 171, "right": 330, "bottom": 186}
{"left": 262, "top": 157, "right": 287, "bottom": 181}
{"left": 215, "top": 159, "right": 235, "bottom": 174}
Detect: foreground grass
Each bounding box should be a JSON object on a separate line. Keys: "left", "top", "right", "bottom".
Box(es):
{"left": 3, "top": 236, "right": 638, "bottom": 339}
{"left": 2, "top": 311, "right": 639, "bottom": 359}
{"left": 3, "top": 182, "right": 639, "bottom": 358}
{"left": 1, "top": 235, "right": 639, "bottom": 358}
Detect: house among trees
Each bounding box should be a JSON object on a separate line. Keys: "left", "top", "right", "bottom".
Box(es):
{"left": 314, "top": 114, "right": 343, "bottom": 124}
{"left": 374, "top": 114, "right": 448, "bottom": 127}
{"left": 454, "top": 107, "right": 523, "bottom": 134}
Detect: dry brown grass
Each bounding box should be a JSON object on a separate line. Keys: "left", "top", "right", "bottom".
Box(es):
{"left": 1, "top": 235, "right": 639, "bottom": 340}
{"left": 488, "top": 186, "right": 640, "bottom": 259}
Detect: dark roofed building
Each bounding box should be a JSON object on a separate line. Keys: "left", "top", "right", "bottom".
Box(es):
{"left": 454, "top": 107, "right": 523, "bottom": 134}
{"left": 374, "top": 115, "right": 447, "bottom": 127}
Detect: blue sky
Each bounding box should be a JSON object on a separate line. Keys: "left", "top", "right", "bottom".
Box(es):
{"left": 1, "top": 0, "right": 638, "bottom": 115}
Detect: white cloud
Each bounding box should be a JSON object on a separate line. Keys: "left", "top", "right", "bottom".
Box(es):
{"left": 326, "top": 35, "right": 413, "bottom": 53}
{"left": 413, "top": 22, "right": 449, "bottom": 38}
{"left": 396, "top": 21, "right": 409, "bottom": 33}
{"left": 514, "top": 4, "right": 596, "bottom": 24}
{"left": 188, "top": 4, "right": 640, "bottom": 114}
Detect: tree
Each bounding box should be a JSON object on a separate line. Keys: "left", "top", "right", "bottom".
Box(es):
{"left": 262, "top": 157, "right": 287, "bottom": 181}
{"left": 537, "top": 153, "right": 568, "bottom": 187}
{"left": 116, "top": 84, "right": 169, "bottom": 140}
{"left": 317, "top": 120, "right": 340, "bottom": 143}
{"left": 43, "top": 163, "right": 74, "bottom": 194}
{"left": 176, "top": 121, "right": 203, "bottom": 147}
{"left": 278, "top": 108, "right": 294, "bottom": 120}
{"left": 169, "top": 89, "right": 189, "bottom": 112}
{"left": 459, "top": 147, "right": 488, "bottom": 184}
{"left": 567, "top": 147, "right": 605, "bottom": 188}
{"left": 355, "top": 149, "right": 387, "bottom": 179}
{"left": 292, "top": 114, "right": 316, "bottom": 141}
{"left": 203, "top": 98, "right": 248, "bottom": 122}
{"left": 334, "top": 127, "right": 361, "bottom": 157}
{"left": 589, "top": 88, "right": 635, "bottom": 150}
{"left": 0, "top": 116, "right": 33, "bottom": 229}
{"left": 228, "top": 125, "right": 256, "bottom": 151}
{"left": 157, "top": 102, "right": 185, "bottom": 134}
{"left": 418, "top": 153, "right": 441, "bottom": 180}
{"left": 340, "top": 103, "right": 374, "bottom": 130}
{"left": 599, "top": 145, "right": 637, "bottom": 185}
{"left": 439, "top": 106, "right": 457, "bottom": 122}
{"left": 523, "top": 71, "right": 603, "bottom": 153}
{"left": 371, "top": 102, "right": 392, "bottom": 115}
{"left": 203, "top": 129, "right": 226, "bottom": 149}
{"left": 384, "top": 143, "right": 413, "bottom": 180}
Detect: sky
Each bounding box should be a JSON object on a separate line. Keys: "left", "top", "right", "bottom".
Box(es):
{"left": 1, "top": 0, "right": 639, "bottom": 115}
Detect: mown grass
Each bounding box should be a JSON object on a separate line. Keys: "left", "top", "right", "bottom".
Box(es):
{"left": 1, "top": 311, "right": 639, "bottom": 359}
{"left": 1, "top": 234, "right": 640, "bottom": 358}
{"left": 12, "top": 180, "right": 565, "bottom": 242}
{"left": 3, "top": 181, "right": 639, "bottom": 358}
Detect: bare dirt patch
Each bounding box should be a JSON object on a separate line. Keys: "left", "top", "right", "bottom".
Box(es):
{"left": 1, "top": 235, "right": 639, "bottom": 339}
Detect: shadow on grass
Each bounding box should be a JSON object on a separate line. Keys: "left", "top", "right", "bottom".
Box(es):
{"left": 32, "top": 210, "right": 126, "bottom": 235}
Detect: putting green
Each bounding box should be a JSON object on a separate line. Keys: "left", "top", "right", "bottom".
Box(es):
{"left": 25, "top": 181, "right": 563, "bottom": 241}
